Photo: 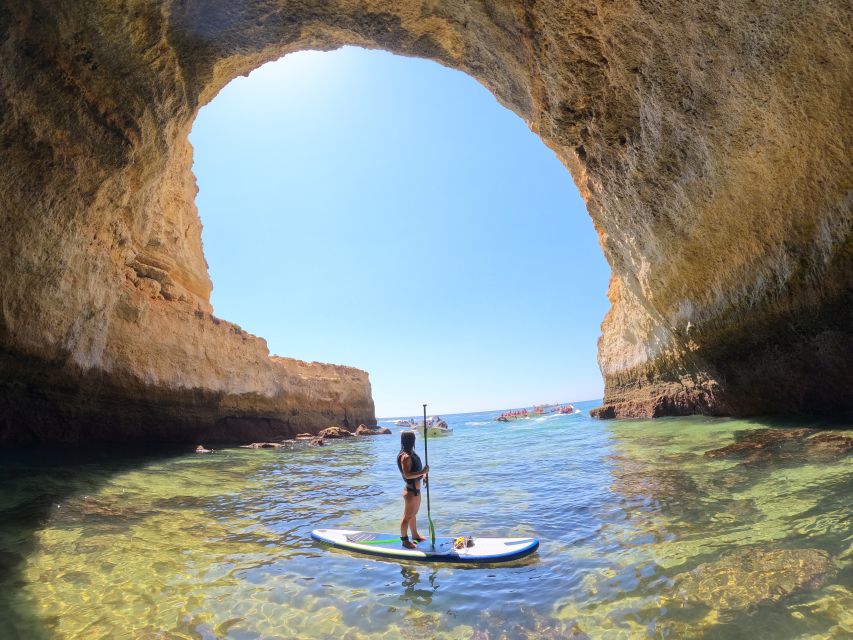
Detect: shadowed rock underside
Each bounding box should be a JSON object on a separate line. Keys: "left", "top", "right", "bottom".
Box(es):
{"left": 0, "top": 0, "right": 851, "bottom": 444}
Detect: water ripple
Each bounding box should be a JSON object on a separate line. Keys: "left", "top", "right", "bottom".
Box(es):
{"left": 0, "top": 404, "right": 851, "bottom": 638}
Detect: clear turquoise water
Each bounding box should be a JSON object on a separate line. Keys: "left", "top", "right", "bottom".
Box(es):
{"left": 0, "top": 401, "right": 851, "bottom": 639}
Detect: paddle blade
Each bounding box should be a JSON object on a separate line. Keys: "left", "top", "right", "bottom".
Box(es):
{"left": 429, "top": 516, "right": 436, "bottom": 547}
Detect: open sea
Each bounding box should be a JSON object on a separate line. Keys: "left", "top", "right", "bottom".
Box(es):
{"left": 0, "top": 400, "right": 851, "bottom": 639}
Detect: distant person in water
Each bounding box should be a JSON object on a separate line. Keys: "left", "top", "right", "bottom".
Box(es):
{"left": 397, "top": 430, "right": 429, "bottom": 548}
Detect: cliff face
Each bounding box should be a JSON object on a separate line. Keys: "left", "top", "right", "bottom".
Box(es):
{"left": 0, "top": 1, "right": 850, "bottom": 444}
{"left": 0, "top": 1, "right": 376, "bottom": 444}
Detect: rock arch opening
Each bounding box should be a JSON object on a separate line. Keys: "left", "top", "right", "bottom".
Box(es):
{"left": 0, "top": 1, "right": 850, "bottom": 445}
{"left": 189, "top": 47, "right": 610, "bottom": 417}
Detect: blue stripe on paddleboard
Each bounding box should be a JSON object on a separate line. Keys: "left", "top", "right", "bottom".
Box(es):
{"left": 310, "top": 530, "right": 539, "bottom": 564}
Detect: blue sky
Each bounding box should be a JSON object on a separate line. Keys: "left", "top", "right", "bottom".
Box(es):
{"left": 189, "top": 47, "right": 611, "bottom": 417}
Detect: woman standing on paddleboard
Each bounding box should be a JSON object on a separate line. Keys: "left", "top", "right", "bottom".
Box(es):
{"left": 397, "top": 430, "right": 429, "bottom": 549}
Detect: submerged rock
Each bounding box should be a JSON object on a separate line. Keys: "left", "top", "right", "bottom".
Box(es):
{"left": 472, "top": 607, "right": 589, "bottom": 640}
{"left": 705, "top": 428, "right": 815, "bottom": 459}
{"left": 704, "top": 428, "right": 853, "bottom": 465}
{"left": 717, "top": 497, "right": 761, "bottom": 521}
{"left": 614, "top": 469, "right": 702, "bottom": 505}
{"left": 806, "top": 432, "right": 853, "bottom": 460}
{"left": 56, "top": 495, "right": 154, "bottom": 525}
{"left": 151, "top": 495, "right": 210, "bottom": 510}
{"left": 471, "top": 622, "right": 587, "bottom": 640}
{"left": 609, "top": 456, "right": 704, "bottom": 507}
{"left": 671, "top": 547, "right": 836, "bottom": 612}
{"left": 239, "top": 442, "right": 284, "bottom": 449}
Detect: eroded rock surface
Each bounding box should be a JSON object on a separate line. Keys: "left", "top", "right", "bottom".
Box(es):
{"left": 671, "top": 548, "right": 836, "bottom": 612}
{"left": 355, "top": 424, "right": 391, "bottom": 436}
{"left": 0, "top": 0, "right": 851, "bottom": 444}
{"left": 239, "top": 442, "right": 284, "bottom": 449}
{"left": 318, "top": 426, "right": 353, "bottom": 439}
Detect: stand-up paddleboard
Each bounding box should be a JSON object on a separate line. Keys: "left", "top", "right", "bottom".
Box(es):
{"left": 311, "top": 529, "right": 539, "bottom": 564}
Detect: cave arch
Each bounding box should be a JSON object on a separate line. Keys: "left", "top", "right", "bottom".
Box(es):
{"left": 190, "top": 47, "right": 611, "bottom": 416}
{"left": 0, "top": 1, "right": 850, "bottom": 444}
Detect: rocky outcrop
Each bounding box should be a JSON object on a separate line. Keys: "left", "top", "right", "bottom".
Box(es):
{"left": 0, "top": 314, "right": 374, "bottom": 445}
{"left": 240, "top": 442, "right": 284, "bottom": 449}
{"left": 318, "top": 426, "right": 353, "bottom": 439}
{"left": 0, "top": 1, "right": 851, "bottom": 444}
{"left": 355, "top": 424, "right": 391, "bottom": 436}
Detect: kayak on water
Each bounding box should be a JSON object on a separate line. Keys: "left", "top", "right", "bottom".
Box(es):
{"left": 311, "top": 529, "right": 539, "bottom": 564}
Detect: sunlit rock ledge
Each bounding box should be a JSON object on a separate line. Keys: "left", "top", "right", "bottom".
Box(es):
{"left": 0, "top": 304, "right": 375, "bottom": 446}
{"left": 0, "top": 1, "right": 850, "bottom": 444}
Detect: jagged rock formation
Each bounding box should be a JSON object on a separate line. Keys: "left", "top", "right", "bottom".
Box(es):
{"left": 0, "top": 0, "right": 851, "bottom": 444}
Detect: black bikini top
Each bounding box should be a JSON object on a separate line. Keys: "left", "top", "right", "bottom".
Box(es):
{"left": 397, "top": 450, "right": 422, "bottom": 490}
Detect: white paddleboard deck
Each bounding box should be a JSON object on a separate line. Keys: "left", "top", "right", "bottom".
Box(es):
{"left": 311, "top": 529, "right": 539, "bottom": 563}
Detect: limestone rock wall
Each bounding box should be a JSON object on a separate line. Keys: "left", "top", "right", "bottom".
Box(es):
{"left": 0, "top": 1, "right": 376, "bottom": 445}
{"left": 0, "top": 0, "right": 850, "bottom": 444}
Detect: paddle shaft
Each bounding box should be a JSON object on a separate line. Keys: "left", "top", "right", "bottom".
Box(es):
{"left": 423, "top": 403, "right": 436, "bottom": 547}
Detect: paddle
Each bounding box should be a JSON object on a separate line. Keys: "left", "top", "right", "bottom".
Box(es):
{"left": 423, "top": 403, "right": 436, "bottom": 548}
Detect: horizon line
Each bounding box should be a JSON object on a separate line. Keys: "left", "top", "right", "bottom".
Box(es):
{"left": 377, "top": 397, "right": 601, "bottom": 420}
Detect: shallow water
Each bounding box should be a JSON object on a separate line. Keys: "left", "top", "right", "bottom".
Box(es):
{"left": 1, "top": 401, "right": 851, "bottom": 639}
